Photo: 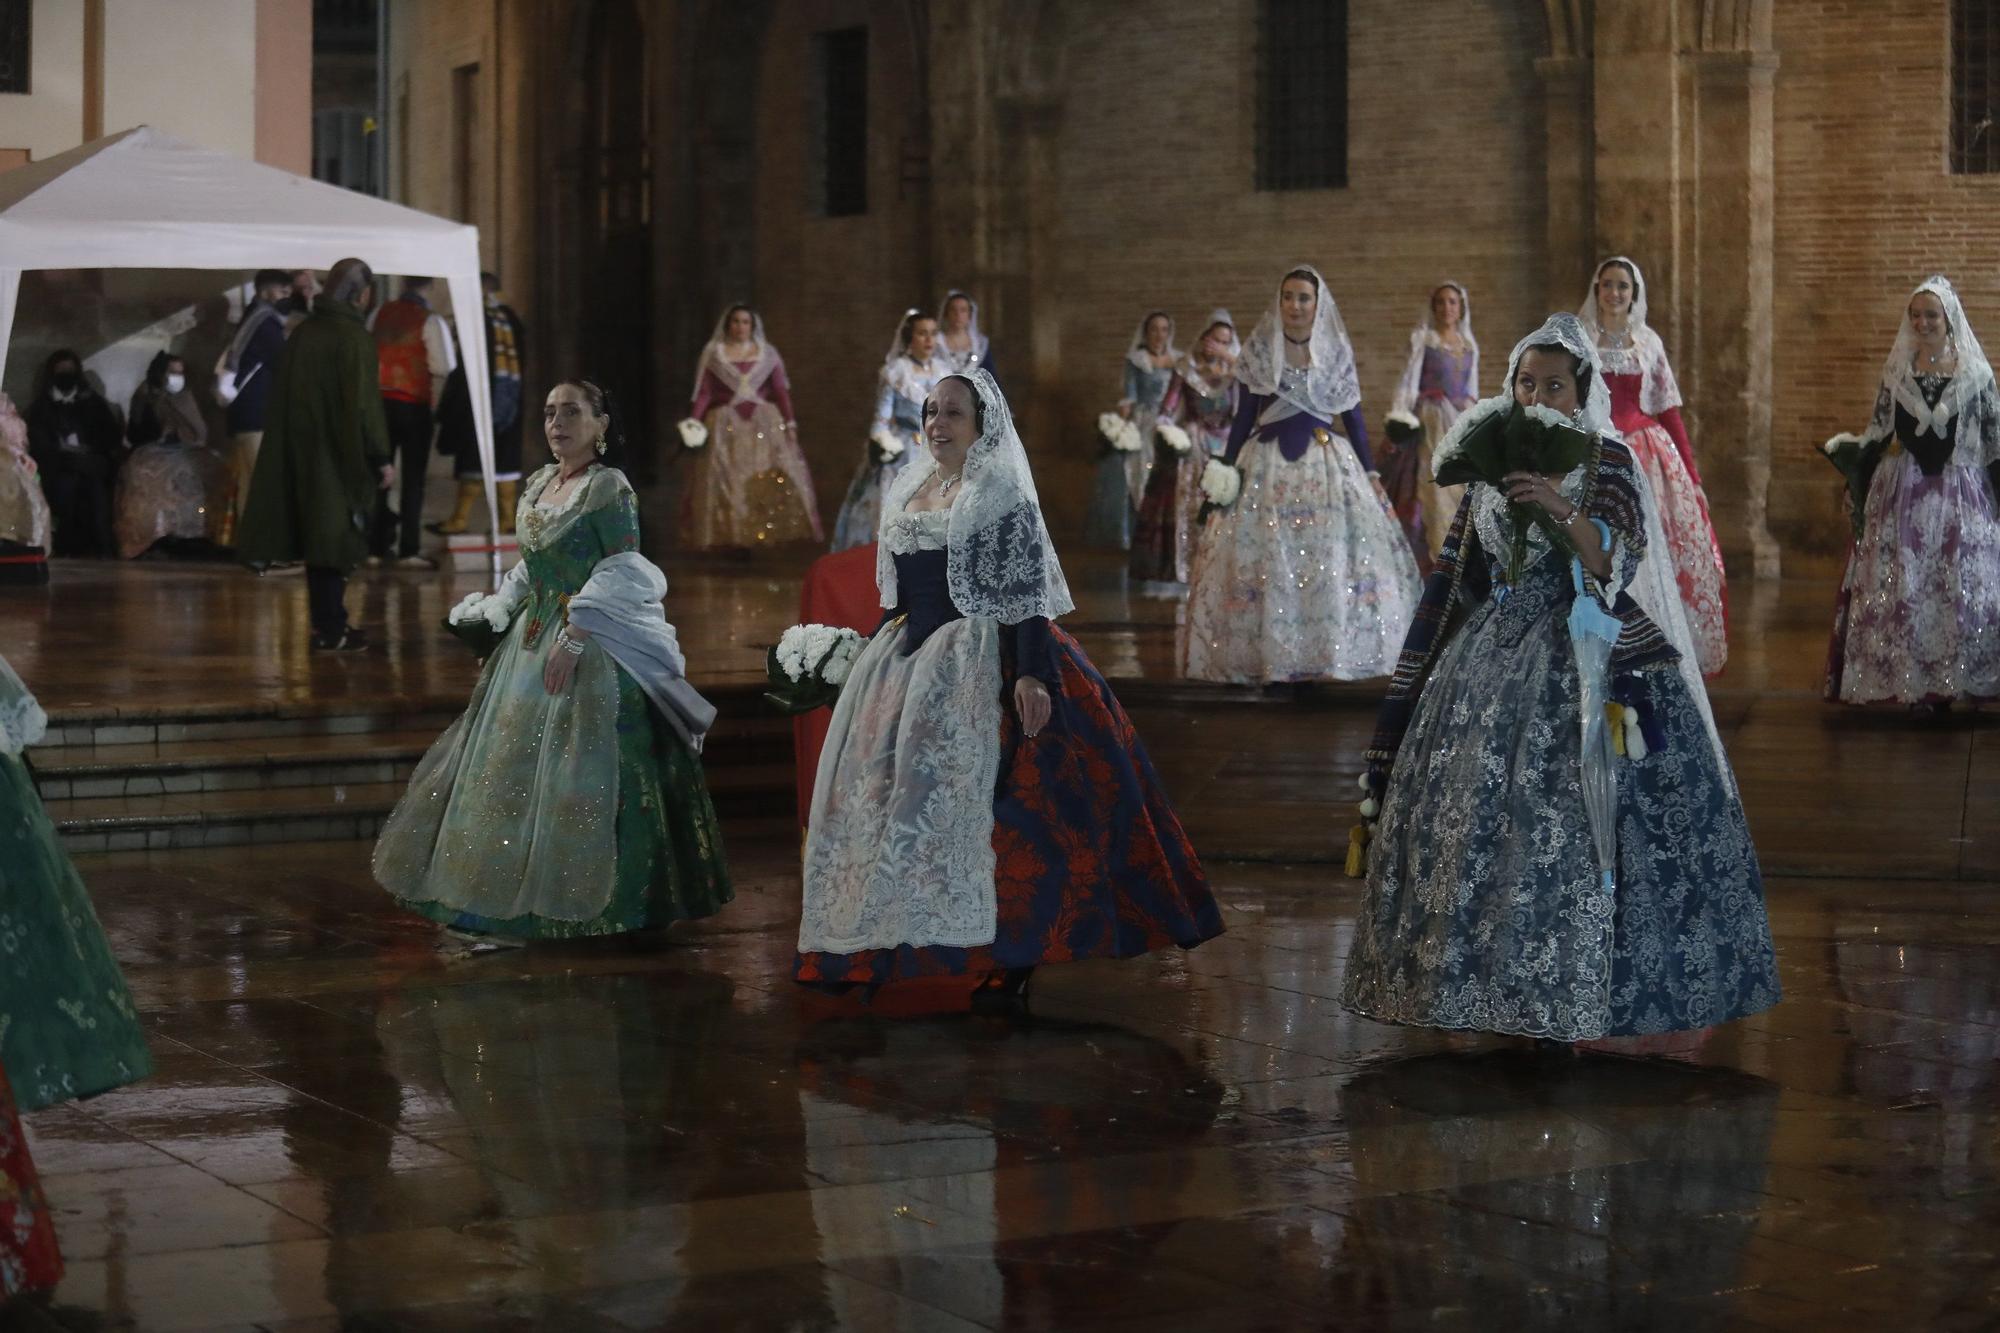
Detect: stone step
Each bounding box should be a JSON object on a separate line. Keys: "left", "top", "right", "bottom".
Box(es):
{"left": 34, "top": 686, "right": 799, "bottom": 853}
{"left": 47, "top": 761, "right": 799, "bottom": 854}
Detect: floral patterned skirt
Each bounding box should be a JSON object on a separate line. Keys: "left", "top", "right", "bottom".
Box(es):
{"left": 0, "top": 1064, "right": 62, "bottom": 1300}
{"left": 796, "top": 626, "right": 1222, "bottom": 984}
{"left": 1827, "top": 455, "right": 2000, "bottom": 705}
{"left": 680, "top": 402, "right": 823, "bottom": 550}
{"left": 1625, "top": 423, "right": 1728, "bottom": 676}
{"left": 1184, "top": 436, "right": 1421, "bottom": 684}
{"left": 0, "top": 751, "right": 153, "bottom": 1111}
{"left": 1340, "top": 557, "right": 1780, "bottom": 1041}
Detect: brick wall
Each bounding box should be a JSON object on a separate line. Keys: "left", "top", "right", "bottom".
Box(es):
{"left": 748, "top": 1, "right": 931, "bottom": 532}
{"left": 1026, "top": 0, "right": 1549, "bottom": 536}
{"left": 1770, "top": 0, "right": 2000, "bottom": 561}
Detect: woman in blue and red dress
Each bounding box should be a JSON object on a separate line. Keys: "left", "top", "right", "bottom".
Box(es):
{"left": 796, "top": 369, "right": 1222, "bottom": 1010}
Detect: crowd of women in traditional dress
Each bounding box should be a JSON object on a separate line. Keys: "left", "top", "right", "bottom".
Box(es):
{"left": 666, "top": 263, "right": 1997, "bottom": 711}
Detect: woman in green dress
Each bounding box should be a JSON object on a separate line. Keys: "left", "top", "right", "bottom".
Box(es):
{"left": 373, "top": 380, "right": 732, "bottom": 948}
{"left": 0, "top": 654, "right": 153, "bottom": 1109}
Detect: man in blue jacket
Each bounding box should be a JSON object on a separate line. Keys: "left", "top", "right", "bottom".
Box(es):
{"left": 221, "top": 269, "right": 293, "bottom": 539}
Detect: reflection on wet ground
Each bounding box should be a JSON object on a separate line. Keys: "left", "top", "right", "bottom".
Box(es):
{"left": 20, "top": 838, "right": 1999, "bottom": 1330}
{"left": 9, "top": 560, "right": 2000, "bottom": 1329}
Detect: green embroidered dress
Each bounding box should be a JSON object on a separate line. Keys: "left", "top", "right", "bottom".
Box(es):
{"left": 0, "top": 658, "right": 152, "bottom": 1110}
{"left": 372, "top": 465, "right": 732, "bottom": 938}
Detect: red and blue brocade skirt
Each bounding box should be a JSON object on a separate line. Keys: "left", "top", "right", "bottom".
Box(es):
{"left": 0, "top": 1064, "right": 63, "bottom": 1299}
{"left": 795, "top": 627, "right": 1223, "bottom": 983}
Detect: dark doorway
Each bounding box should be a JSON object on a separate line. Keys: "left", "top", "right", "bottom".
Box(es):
{"left": 583, "top": 0, "right": 654, "bottom": 477}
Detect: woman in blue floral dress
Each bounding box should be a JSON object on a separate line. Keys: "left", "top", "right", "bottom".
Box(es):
{"left": 1341, "top": 315, "right": 1779, "bottom": 1049}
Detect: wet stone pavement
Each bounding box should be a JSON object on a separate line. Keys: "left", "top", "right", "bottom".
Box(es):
{"left": 20, "top": 826, "right": 2000, "bottom": 1331}
{"left": 7, "top": 562, "right": 2000, "bottom": 1330}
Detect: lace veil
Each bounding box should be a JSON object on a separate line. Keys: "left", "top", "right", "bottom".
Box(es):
{"left": 1391, "top": 282, "right": 1479, "bottom": 416}
{"left": 690, "top": 304, "right": 779, "bottom": 401}
{"left": 1238, "top": 263, "right": 1361, "bottom": 417}
{"left": 1124, "top": 310, "right": 1181, "bottom": 376}
{"left": 937, "top": 290, "right": 991, "bottom": 373}
{"left": 876, "top": 368, "right": 1075, "bottom": 623}
{"left": 1499, "top": 313, "right": 1728, "bottom": 774}
{"left": 1577, "top": 256, "right": 1682, "bottom": 417}
{"left": 1871, "top": 274, "right": 1997, "bottom": 439}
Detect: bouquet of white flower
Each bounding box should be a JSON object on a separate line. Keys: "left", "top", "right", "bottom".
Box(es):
{"left": 766, "top": 622, "right": 867, "bottom": 714}
{"left": 677, "top": 417, "right": 709, "bottom": 449}
{"left": 444, "top": 590, "right": 512, "bottom": 659}
{"left": 1156, "top": 421, "right": 1193, "bottom": 455}
{"left": 869, "top": 427, "right": 907, "bottom": 463}
{"left": 1097, "top": 411, "right": 1143, "bottom": 454}
{"left": 1199, "top": 458, "right": 1242, "bottom": 508}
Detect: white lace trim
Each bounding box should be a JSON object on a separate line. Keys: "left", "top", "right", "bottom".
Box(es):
{"left": 799, "top": 618, "right": 1003, "bottom": 953}
{"left": 883, "top": 507, "right": 952, "bottom": 556}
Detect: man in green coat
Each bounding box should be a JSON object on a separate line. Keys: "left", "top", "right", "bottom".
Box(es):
{"left": 237, "top": 257, "right": 394, "bottom": 651}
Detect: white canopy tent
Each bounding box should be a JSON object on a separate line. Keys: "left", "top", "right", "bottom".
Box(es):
{"left": 0, "top": 126, "right": 499, "bottom": 559}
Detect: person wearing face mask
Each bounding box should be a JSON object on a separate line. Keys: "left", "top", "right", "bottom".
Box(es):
{"left": 1343, "top": 314, "right": 1778, "bottom": 1054}
{"left": 117, "top": 351, "right": 225, "bottom": 559}
{"left": 797, "top": 370, "right": 1222, "bottom": 1012}
{"left": 25, "top": 349, "right": 123, "bottom": 558}
{"left": 1184, "top": 265, "right": 1421, "bottom": 683}
{"left": 236, "top": 257, "right": 396, "bottom": 651}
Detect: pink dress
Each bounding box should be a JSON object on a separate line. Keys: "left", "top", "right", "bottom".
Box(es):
{"left": 1605, "top": 371, "right": 1728, "bottom": 675}
{"left": 682, "top": 355, "right": 824, "bottom": 549}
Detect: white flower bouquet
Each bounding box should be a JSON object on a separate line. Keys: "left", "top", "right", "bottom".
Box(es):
{"left": 444, "top": 590, "right": 512, "bottom": 658}
{"left": 1097, "top": 411, "right": 1143, "bottom": 454}
{"left": 1156, "top": 421, "right": 1193, "bottom": 455}
{"left": 870, "top": 426, "right": 907, "bottom": 463}
{"left": 677, "top": 417, "right": 709, "bottom": 449}
{"left": 1199, "top": 458, "right": 1242, "bottom": 509}
{"left": 766, "top": 622, "right": 867, "bottom": 714}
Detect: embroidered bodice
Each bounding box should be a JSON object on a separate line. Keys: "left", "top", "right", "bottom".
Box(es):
{"left": 883, "top": 506, "right": 951, "bottom": 556}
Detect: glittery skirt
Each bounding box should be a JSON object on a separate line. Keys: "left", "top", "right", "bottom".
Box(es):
{"left": 1341, "top": 554, "right": 1780, "bottom": 1040}
{"left": 114, "top": 441, "right": 227, "bottom": 558}
{"left": 680, "top": 402, "right": 824, "bottom": 550}
{"left": 831, "top": 430, "right": 917, "bottom": 552}
{"left": 1624, "top": 422, "right": 1728, "bottom": 676}
{"left": 796, "top": 626, "right": 1222, "bottom": 984}
{"left": 1828, "top": 454, "right": 2000, "bottom": 704}
{"left": 1129, "top": 438, "right": 1204, "bottom": 585}
{"left": 1184, "top": 435, "right": 1421, "bottom": 683}
{"left": 374, "top": 614, "right": 732, "bottom": 939}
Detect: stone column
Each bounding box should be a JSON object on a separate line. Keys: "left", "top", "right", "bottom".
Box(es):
{"left": 1535, "top": 54, "right": 1596, "bottom": 313}
{"left": 1690, "top": 48, "right": 1782, "bottom": 577}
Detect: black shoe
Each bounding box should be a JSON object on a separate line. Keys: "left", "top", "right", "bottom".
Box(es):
{"left": 311, "top": 627, "right": 370, "bottom": 653}
{"left": 969, "top": 967, "right": 1036, "bottom": 1016}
